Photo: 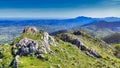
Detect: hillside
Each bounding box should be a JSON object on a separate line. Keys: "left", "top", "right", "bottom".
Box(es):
{"left": 102, "top": 32, "right": 120, "bottom": 59}
{"left": 102, "top": 33, "right": 120, "bottom": 44}
{"left": 80, "top": 21, "right": 120, "bottom": 38}
{"left": 0, "top": 27, "right": 120, "bottom": 68}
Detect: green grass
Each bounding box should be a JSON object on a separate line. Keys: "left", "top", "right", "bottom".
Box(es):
{"left": 0, "top": 44, "right": 13, "bottom": 68}
{"left": 1, "top": 31, "right": 120, "bottom": 68}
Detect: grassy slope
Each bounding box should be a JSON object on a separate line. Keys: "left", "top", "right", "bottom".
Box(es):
{"left": 103, "top": 32, "right": 120, "bottom": 44}
{"left": 0, "top": 32, "right": 120, "bottom": 68}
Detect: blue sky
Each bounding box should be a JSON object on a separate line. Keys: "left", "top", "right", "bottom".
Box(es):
{"left": 0, "top": 0, "right": 120, "bottom": 18}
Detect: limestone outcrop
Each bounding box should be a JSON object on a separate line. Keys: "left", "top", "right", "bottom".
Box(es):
{"left": 12, "top": 27, "right": 57, "bottom": 57}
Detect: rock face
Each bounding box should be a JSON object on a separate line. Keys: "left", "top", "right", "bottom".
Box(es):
{"left": 39, "top": 32, "right": 57, "bottom": 54}
{"left": 12, "top": 38, "right": 38, "bottom": 56}
{"left": 12, "top": 27, "right": 57, "bottom": 56}
{"left": 60, "top": 34, "right": 83, "bottom": 48}
{"left": 73, "top": 31, "right": 82, "bottom": 35}
{"left": 60, "top": 33, "right": 101, "bottom": 58}
{"left": 81, "top": 46, "right": 101, "bottom": 58}
{"left": 23, "top": 27, "right": 38, "bottom": 34}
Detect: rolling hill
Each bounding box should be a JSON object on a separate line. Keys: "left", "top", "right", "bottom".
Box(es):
{"left": 102, "top": 32, "right": 120, "bottom": 44}
{"left": 80, "top": 21, "right": 120, "bottom": 38}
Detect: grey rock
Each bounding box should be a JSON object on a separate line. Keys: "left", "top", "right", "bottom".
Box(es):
{"left": 24, "top": 47, "right": 29, "bottom": 54}
{"left": 36, "top": 49, "right": 43, "bottom": 54}
{"left": 49, "top": 36, "right": 56, "bottom": 46}
{"left": 60, "top": 34, "right": 71, "bottom": 42}
{"left": 0, "top": 59, "right": 2, "bottom": 62}
{"left": 43, "top": 32, "right": 50, "bottom": 51}
{"left": 49, "top": 51, "right": 55, "bottom": 56}
{"left": 37, "top": 54, "right": 45, "bottom": 59}
{"left": 16, "top": 43, "right": 21, "bottom": 48}
{"left": 12, "top": 27, "right": 57, "bottom": 58}
{"left": 73, "top": 31, "right": 82, "bottom": 35}
{"left": 60, "top": 34, "right": 83, "bottom": 48}
{"left": 9, "top": 55, "right": 19, "bottom": 68}
{"left": 12, "top": 49, "right": 18, "bottom": 56}
{"left": 29, "top": 43, "right": 36, "bottom": 53}
{"left": 23, "top": 27, "right": 38, "bottom": 34}
{"left": 89, "top": 49, "right": 101, "bottom": 58}
{"left": 0, "top": 65, "right": 4, "bottom": 68}
{"left": 14, "top": 38, "right": 39, "bottom": 56}
{"left": 60, "top": 34, "right": 101, "bottom": 58}
{"left": 71, "top": 39, "right": 83, "bottom": 48}
{"left": 57, "top": 64, "right": 61, "bottom": 68}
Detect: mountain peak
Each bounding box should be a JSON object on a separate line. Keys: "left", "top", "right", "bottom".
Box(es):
{"left": 76, "top": 16, "right": 92, "bottom": 19}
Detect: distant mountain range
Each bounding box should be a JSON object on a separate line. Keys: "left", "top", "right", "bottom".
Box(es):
{"left": 0, "top": 16, "right": 120, "bottom": 43}
{"left": 0, "top": 16, "right": 96, "bottom": 32}
{"left": 1, "top": 16, "right": 120, "bottom": 32}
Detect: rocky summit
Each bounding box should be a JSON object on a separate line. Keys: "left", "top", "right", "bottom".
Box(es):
{"left": 0, "top": 27, "right": 120, "bottom": 68}
{"left": 12, "top": 27, "right": 57, "bottom": 56}
{"left": 23, "top": 27, "right": 38, "bottom": 34}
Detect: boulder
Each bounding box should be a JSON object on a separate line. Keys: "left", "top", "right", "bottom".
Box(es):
{"left": 0, "top": 65, "right": 4, "bottom": 68}
{"left": 38, "top": 32, "right": 57, "bottom": 53}
{"left": 16, "top": 43, "right": 21, "bottom": 48}
{"left": 9, "top": 55, "right": 19, "bottom": 68}
{"left": 57, "top": 64, "right": 61, "bottom": 68}
{"left": 49, "top": 36, "right": 57, "bottom": 46}
{"left": 36, "top": 49, "right": 43, "bottom": 54}
{"left": 0, "top": 59, "right": 2, "bottom": 62}
{"left": 71, "top": 39, "right": 83, "bottom": 48}
{"left": 81, "top": 46, "right": 88, "bottom": 51}
{"left": 37, "top": 54, "right": 45, "bottom": 59}
{"left": 88, "top": 49, "right": 101, "bottom": 58}
{"left": 73, "top": 31, "right": 82, "bottom": 35}
{"left": 12, "top": 38, "right": 39, "bottom": 56}
{"left": 60, "top": 34, "right": 84, "bottom": 48}
{"left": 49, "top": 51, "right": 55, "bottom": 56}
{"left": 43, "top": 32, "right": 50, "bottom": 51}
{"left": 83, "top": 47, "right": 101, "bottom": 58}
{"left": 60, "top": 34, "right": 71, "bottom": 42}
{"left": 12, "top": 49, "right": 18, "bottom": 56}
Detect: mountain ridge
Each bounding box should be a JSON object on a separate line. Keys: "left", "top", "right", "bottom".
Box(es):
{"left": 1, "top": 26, "right": 120, "bottom": 68}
